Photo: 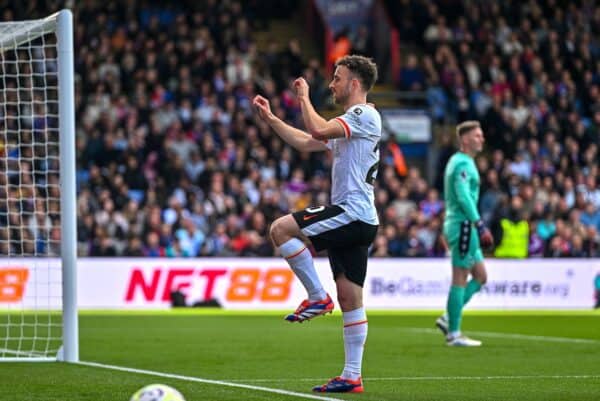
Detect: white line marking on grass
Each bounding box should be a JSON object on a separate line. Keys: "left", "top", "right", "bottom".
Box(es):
{"left": 369, "top": 375, "right": 600, "bottom": 381}
{"left": 229, "top": 375, "right": 600, "bottom": 383}
{"left": 402, "top": 328, "right": 600, "bottom": 345}
{"left": 77, "top": 361, "right": 344, "bottom": 401}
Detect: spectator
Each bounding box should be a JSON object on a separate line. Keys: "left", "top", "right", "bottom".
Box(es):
{"left": 175, "top": 218, "right": 205, "bottom": 257}
{"left": 328, "top": 28, "right": 351, "bottom": 67}
{"left": 580, "top": 202, "right": 600, "bottom": 233}
{"left": 351, "top": 25, "right": 374, "bottom": 58}
{"left": 419, "top": 188, "right": 443, "bottom": 219}
{"left": 143, "top": 231, "right": 166, "bottom": 257}
{"left": 528, "top": 221, "right": 545, "bottom": 257}
{"left": 399, "top": 54, "right": 425, "bottom": 91}
{"left": 371, "top": 234, "right": 390, "bottom": 257}
{"left": 494, "top": 196, "right": 530, "bottom": 258}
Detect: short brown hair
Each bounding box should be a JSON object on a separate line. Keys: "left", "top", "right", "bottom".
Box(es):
{"left": 456, "top": 120, "right": 481, "bottom": 136}
{"left": 335, "top": 55, "right": 378, "bottom": 92}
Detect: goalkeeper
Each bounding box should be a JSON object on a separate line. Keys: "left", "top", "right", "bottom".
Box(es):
{"left": 436, "top": 121, "right": 494, "bottom": 347}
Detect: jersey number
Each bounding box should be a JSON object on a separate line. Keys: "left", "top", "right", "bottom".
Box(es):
{"left": 365, "top": 161, "right": 379, "bottom": 185}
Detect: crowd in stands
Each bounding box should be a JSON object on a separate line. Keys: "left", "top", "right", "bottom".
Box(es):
{"left": 387, "top": 0, "right": 600, "bottom": 258}
{"left": 1, "top": 0, "right": 599, "bottom": 258}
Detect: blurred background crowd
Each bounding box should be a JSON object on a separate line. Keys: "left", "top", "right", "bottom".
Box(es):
{"left": 1, "top": 0, "right": 599, "bottom": 258}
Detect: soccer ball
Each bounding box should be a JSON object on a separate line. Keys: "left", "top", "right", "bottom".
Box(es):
{"left": 129, "top": 384, "right": 186, "bottom": 401}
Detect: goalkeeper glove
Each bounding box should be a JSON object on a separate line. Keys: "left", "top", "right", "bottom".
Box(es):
{"left": 475, "top": 220, "right": 494, "bottom": 249}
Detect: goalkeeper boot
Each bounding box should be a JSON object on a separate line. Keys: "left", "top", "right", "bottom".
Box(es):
{"left": 284, "top": 294, "right": 334, "bottom": 322}
{"left": 446, "top": 334, "right": 482, "bottom": 347}
{"left": 435, "top": 315, "right": 449, "bottom": 336}
{"left": 312, "top": 376, "right": 364, "bottom": 393}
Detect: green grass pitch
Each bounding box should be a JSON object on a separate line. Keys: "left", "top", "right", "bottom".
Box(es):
{"left": 2, "top": 310, "right": 600, "bottom": 401}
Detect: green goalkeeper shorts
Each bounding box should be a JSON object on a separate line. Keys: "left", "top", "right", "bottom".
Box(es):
{"left": 443, "top": 220, "right": 484, "bottom": 269}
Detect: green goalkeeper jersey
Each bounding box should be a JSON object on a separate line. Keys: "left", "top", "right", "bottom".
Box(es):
{"left": 443, "top": 152, "right": 481, "bottom": 224}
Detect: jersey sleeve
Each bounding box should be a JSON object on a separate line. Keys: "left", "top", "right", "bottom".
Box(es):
{"left": 335, "top": 105, "right": 381, "bottom": 139}
{"left": 452, "top": 161, "right": 481, "bottom": 222}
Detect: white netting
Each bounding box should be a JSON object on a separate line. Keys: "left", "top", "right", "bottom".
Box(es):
{"left": 0, "top": 14, "right": 63, "bottom": 359}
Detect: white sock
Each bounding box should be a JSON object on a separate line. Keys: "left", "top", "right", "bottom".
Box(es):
{"left": 278, "top": 238, "right": 326, "bottom": 301}
{"left": 449, "top": 330, "right": 461, "bottom": 339}
{"left": 341, "top": 307, "right": 368, "bottom": 380}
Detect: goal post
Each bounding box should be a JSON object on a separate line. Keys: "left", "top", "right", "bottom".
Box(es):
{"left": 0, "top": 9, "right": 77, "bottom": 362}
{"left": 58, "top": 9, "right": 78, "bottom": 364}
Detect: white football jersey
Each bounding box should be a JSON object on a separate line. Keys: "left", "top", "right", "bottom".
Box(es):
{"left": 327, "top": 103, "right": 381, "bottom": 225}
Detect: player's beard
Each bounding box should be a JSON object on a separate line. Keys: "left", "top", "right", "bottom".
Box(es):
{"left": 331, "top": 84, "right": 351, "bottom": 105}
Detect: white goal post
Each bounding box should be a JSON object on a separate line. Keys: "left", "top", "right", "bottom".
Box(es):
{"left": 0, "top": 10, "right": 77, "bottom": 362}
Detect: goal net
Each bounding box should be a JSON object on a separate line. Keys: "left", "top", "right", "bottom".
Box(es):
{"left": 0, "top": 10, "right": 77, "bottom": 362}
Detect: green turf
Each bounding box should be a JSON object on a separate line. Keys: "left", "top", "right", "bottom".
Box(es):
{"left": 2, "top": 311, "right": 600, "bottom": 400}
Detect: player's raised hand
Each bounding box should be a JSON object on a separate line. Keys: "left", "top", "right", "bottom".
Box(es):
{"left": 253, "top": 95, "right": 273, "bottom": 121}
{"left": 293, "top": 77, "right": 310, "bottom": 98}
{"left": 475, "top": 220, "right": 494, "bottom": 249}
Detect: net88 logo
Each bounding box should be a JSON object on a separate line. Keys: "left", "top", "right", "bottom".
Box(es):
{"left": 125, "top": 267, "right": 295, "bottom": 303}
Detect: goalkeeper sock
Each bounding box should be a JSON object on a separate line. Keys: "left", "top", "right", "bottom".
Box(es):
{"left": 341, "top": 307, "right": 368, "bottom": 380}
{"left": 463, "top": 279, "right": 482, "bottom": 305}
{"left": 447, "top": 285, "right": 466, "bottom": 334}
{"left": 279, "top": 238, "right": 326, "bottom": 301}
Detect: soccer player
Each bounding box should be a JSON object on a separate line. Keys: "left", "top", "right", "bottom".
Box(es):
{"left": 436, "top": 121, "right": 494, "bottom": 346}
{"left": 253, "top": 55, "right": 380, "bottom": 393}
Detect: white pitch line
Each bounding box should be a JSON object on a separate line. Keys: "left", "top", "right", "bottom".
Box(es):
{"left": 401, "top": 328, "right": 600, "bottom": 345}
{"left": 77, "top": 361, "right": 344, "bottom": 401}
{"left": 228, "top": 375, "right": 600, "bottom": 383}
